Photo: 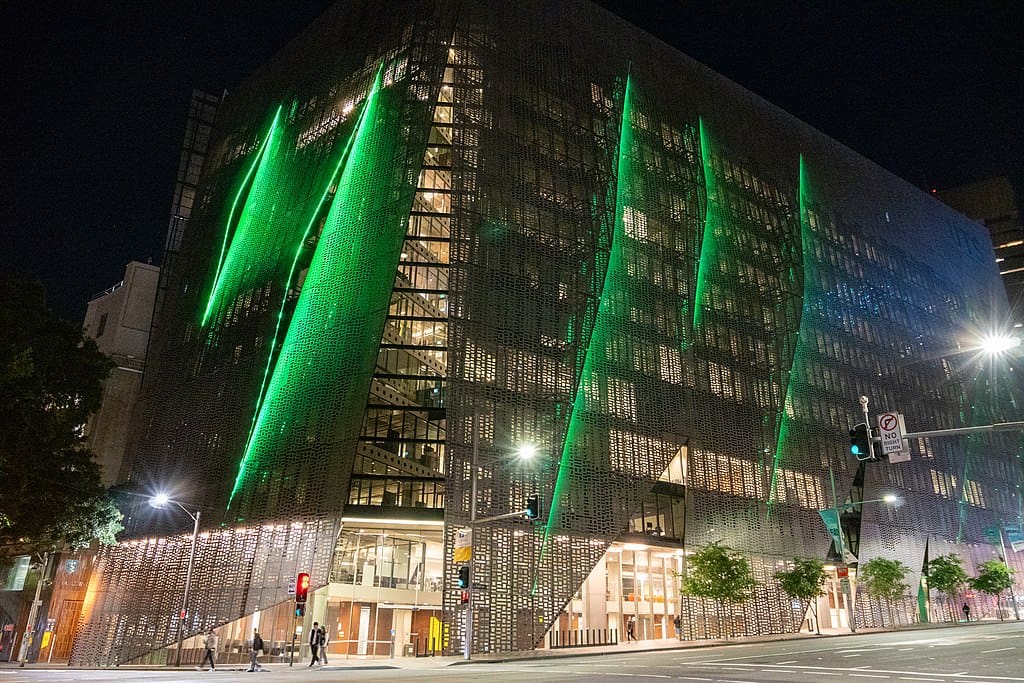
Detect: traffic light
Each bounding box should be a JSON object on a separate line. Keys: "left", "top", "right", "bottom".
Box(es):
{"left": 525, "top": 495, "right": 541, "bottom": 520}
{"left": 460, "top": 590, "right": 470, "bottom": 604}
{"left": 458, "top": 565, "right": 470, "bottom": 589}
{"left": 295, "top": 604, "right": 306, "bottom": 617}
{"left": 295, "top": 572, "right": 310, "bottom": 604}
{"left": 849, "top": 423, "right": 877, "bottom": 462}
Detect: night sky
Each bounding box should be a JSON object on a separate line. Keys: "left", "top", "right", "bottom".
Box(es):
{"left": 3, "top": 1, "right": 1022, "bottom": 320}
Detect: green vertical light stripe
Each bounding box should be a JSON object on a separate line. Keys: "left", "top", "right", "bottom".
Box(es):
{"left": 542, "top": 73, "right": 634, "bottom": 557}
{"left": 692, "top": 118, "right": 721, "bottom": 334}
{"left": 239, "top": 101, "right": 368, "bottom": 468}
{"left": 766, "top": 155, "right": 810, "bottom": 519}
{"left": 202, "top": 107, "right": 284, "bottom": 327}
{"left": 229, "top": 65, "right": 406, "bottom": 506}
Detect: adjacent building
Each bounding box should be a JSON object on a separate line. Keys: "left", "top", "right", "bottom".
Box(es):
{"left": 70, "top": 0, "right": 1023, "bottom": 664}
{"left": 82, "top": 260, "right": 160, "bottom": 485}
{"left": 939, "top": 176, "right": 1024, "bottom": 329}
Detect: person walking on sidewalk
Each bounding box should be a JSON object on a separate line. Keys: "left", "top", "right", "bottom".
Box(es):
{"left": 309, "top": 621, "right": 323, "bottom": 667}
{"left": 318, "top": 624, "right": 329, "bottom": 665}
{"left": 673, "top": 614, "right": 682, "bottom": 640}
{"left": 626, "top": 616, "right": 637, "bottom": 642}
{"left": 200, "top": 627, "right": 218, "bottom": 671}
{"left": 248, "top": 628, "right": 268, "bottom": 672}
{"left": 962, "top": 602, "right": 971, "bottom": 622}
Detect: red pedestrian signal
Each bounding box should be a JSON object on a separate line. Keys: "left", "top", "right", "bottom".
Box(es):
{"left": 460, "top": 590, "right": 469, "bottom": 605}
{"left": 296, "top": 572, "right": 310, "bottom": 604}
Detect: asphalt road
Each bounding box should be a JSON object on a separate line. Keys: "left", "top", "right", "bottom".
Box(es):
{"left": 5, "top": 622, "right": 1024, "bottom": 682}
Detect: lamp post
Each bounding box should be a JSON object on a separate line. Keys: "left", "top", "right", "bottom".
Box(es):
{"left": 149, "top": 493, "right": 201, "bottom": 667}
{"left": 825, "top": 472, "right": 899, "bottom": 634}
{"left": 463, "top": 405, "right": 537, "bottom": 661}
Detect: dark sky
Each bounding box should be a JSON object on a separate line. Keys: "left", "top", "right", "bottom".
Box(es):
{"left": 2, "top": 1, "right": 1022, "bottom": 320}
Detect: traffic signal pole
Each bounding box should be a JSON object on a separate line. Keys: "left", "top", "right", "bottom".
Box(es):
{"left": 850, "top": 399, "right": 1024, "bottom": 625}
{"left": 464, "top": 407, "right": 479, "bottom": 661}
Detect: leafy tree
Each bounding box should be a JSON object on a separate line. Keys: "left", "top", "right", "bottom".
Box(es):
{"left": 0, "top": 275, "right": 122, "bottom": 555}
{"left": 775, "top": 558, "right": 826, "bottom": 634}
{"left": 680, "top": 541, "right": 757, "bottom": 638}
{"left": 859, "top": 557, "right": 910, "bottom": 628}
{"left": 926, "top": 554, "right": 969, "bottom": 622}
{"left": 970, "top": 559, "right": 1014, "bottom": 620}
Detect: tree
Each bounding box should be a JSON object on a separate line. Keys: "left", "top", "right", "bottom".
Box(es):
{"left": 775, "top": 558, "right": 826, "bottom": 634}
{"left": 859, "top": 557, "right": 910, "bottom": 628}
{"left": 970, "top": 559, "right": 1014, "bottom": 620}
{"left": 680, "top": 541, "right": 757, "bottom": 638}
{"left": 926, "top": 554, "right": 969, "bottom": 622}
{"left": 0, "top": 275, "right": 122, "bottom": 555}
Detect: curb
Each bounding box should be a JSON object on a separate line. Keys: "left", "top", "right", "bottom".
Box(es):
{"left": 449, "top": 619, "right": 995, "bottom": 666}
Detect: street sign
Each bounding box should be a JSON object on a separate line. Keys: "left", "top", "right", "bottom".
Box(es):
{"left": 877, "top": 411, "right": 910, "bottom": 461}
{"left": 836, "top": 566, "right": 849, "bottom": 578}
{"left": 877, "top": 412, "right": 902, "bottom": 453}
{"left": 840, "top": 578, "right": 852, "bottom": 597}
{"left": 287, "top": 576, "right": 296, "bottom": 596}
{"left": 454, "top": 528, "right": 473, "bottom": 562}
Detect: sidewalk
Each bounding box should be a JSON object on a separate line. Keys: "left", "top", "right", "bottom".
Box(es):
{"left": 0, "top": 618, "right": 995, "bottom": 672}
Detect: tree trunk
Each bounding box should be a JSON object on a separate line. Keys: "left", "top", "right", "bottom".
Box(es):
{"left": 812, "top": 600, "right": 820, "bottom": 635}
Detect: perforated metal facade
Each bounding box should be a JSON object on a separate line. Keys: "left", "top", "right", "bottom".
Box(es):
{"left": 72, "top": 0, "right": 1022, "bottom": 664}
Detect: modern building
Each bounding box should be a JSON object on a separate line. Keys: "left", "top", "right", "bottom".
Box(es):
{"left": 81, "top": 260, "right": 160, "bottom": 485}
{"left": 70, "top": 0, "right": 1023, "bottom": 665}
{"left": 939, "top": 177, "right": 1024, "bottom": 329}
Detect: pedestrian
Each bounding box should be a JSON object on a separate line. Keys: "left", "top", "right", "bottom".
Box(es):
{"left": 200, "top": 627, "right": 218, "bottom": 671}
{"left": 626, "top": 615, "right": 637, "bottom": 642}
{"left": 248, "top": 628, "right": 267, "bottom": 672}
{"left": 309, "top": 621, "right": 322, "bottom": 667}
{"left": 962, "top": 602, "right": 971, "bottom": 622}
{"left": 318, "top": 624, "right": 329, "bottom": 665}
{"left": 673, "top": 614, "right": 682, "bottom": 639}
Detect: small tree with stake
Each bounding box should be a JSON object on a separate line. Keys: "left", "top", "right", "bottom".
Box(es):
{"left": 859, "top": 557, "right": 910, "bottom": 628}
{"left": 680, "top": 541, "right": 756, "bottom": 638}
{"left": 775, "top": 558, "right": 827, "bottom": 634}
{"left": 926, "top": 554, "right": 969, "bottom": 623}
{"left": 971, "top": 559, "right": 1014, "bottom": 621}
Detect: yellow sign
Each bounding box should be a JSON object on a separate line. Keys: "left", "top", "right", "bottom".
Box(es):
{"left": 454, "top": 528, "right": 472, "bottom": 562}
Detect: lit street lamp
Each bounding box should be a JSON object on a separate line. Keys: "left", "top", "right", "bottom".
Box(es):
{"left": 979, "top": 334, "right": 1022, "bottom": 356}
{"left": 836, "top": 494, "right": 901, "bottom": 511}
{"left": 149, "top": 493, "right": 201, "bottom": 667}
{"left": 463, "top": 409, "right": 538, "bottom": 661}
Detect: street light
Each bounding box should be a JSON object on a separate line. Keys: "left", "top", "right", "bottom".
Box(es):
{"left": 149, "top": 493, "right": 201, "bottom": 667}
{"left": 463, "top": 410, "right": 540, "bottom": 661}
{"left": 979, "top": 334, "right": 1021, "bottom": 356}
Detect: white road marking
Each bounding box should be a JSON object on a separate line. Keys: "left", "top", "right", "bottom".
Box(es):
{"left": 697, "top": 662, "right": 1024, "bottom": 681}
{"left": 775, "top": 659, "right": 799, "bottom": 664}
{"left": 850, "top": 675, "right": 890, "bottom": 679}
{"left": 899, "top": 678, "right": 943, "bottom": 682}
{"left": 844, "top": 654, "right": 864, "bottom": 657}
{"left": 675, "top": 677, "right": 712, "bottom": 681}
{"left": 981, "top": 647, "right": 1015, "bottom": 653}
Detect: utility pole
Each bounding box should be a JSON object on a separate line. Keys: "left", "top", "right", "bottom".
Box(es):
{"left": 464, "top": 406, "right": 479, "bottom": 661}
{"left": 17, "top": 552, "right": 50, "bottom": 667}
{"left": 997, "top": 527, "right": 1021, "bottom": 621}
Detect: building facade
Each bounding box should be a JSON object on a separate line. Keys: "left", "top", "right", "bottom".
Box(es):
{"left": 71, "top": 0, "right": 1023, "bottom": 664}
